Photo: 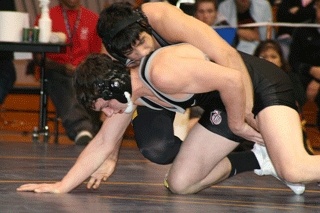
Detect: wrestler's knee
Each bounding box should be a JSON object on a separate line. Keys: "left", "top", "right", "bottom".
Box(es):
{"left": 276, "top": 160, "right": 305, "bottom": 183}
{"left": 137, "top": 135, "right": 181, "bottom": 165}
{"left": 139, "top": 143, "right": 177, "bottom": 165}
{"left": 164, "top": 173, "right": 193, "bottom": 194}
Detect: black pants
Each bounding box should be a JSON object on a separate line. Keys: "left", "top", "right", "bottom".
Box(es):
{"left": 0, "top": 60, "right": 16, "bottom": 104}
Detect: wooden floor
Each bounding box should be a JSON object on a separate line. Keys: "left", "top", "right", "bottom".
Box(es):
{"left": 0, "top": 101, "right": 320, "bottom": 212}
{"left": 1, "top": 139, "right": 320, "bottom": 213}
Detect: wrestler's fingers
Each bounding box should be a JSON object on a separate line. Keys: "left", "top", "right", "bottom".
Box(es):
{"left": 92, "top": 178, "right": 102, "bottom": 189}
{"left": 87, "top": 177, "right": 97, "bottom": 189}
{"left": 17, "top": 183, "right": 60, "bottom": 193}
{"left": 16, "top": 184, "right": 39, "bottom": 191}
{"left": 249, "top": 134, "right": 262, "bottom": 144}
{"left": 254, "top": 136, "right": 264, "bottom": 145}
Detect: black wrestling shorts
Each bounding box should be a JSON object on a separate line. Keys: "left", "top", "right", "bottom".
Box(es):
{"left": 198, "top": 52, "right": 298, "bottom": 143}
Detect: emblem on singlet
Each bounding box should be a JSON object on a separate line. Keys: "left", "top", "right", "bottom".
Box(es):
{"left": 210, "top": 110, "right": 222, "bottom": 125}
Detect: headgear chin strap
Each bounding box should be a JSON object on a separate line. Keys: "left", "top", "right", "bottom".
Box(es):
{"left": 123, "top": 91, "right": 134, "bottom": 113}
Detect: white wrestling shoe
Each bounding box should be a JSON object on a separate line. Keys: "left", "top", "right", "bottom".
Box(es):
{"left": 252, "top": 143, "right": 305, "bottom": 195}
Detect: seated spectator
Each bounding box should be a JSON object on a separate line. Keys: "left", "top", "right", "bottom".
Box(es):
{"left": 289, "top": 0, "right": 320, "bottom": 131}
{"left": 194, "top": 0, "right": 236, "bottom": 45}
{"left": 276, "top": 0, "right": 315, "bottom": 60}
{"left": 0, "top": 0, "right": 16, "bottom": 108}
{"left": 218, "top": 0, "right": 274, "bottom": 54}
{"left": 194, "top": 0, "right": 229, "bottom": 26}
{"left": 27, "top": 0, "right": 103, "bottom": 145}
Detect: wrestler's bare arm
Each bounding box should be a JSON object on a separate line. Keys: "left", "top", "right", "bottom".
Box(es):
{"left": 86, "top": 136, "right": 122, "bottom": 190}
{"left": 16, "top": 112, "right": 133, "bottom": 193}
{"left": 143, "top": 2, "right": 254, "bottom": 116}
{"left": 150, "top": 46, "right": 262, "bottom": 143}
{"left": 151, "top": 47, "right": 245, "bottom": 126}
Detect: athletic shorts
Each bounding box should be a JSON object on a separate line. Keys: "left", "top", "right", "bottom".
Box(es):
{"left": 198, "top": 52, "right": 298, "bottom": 143}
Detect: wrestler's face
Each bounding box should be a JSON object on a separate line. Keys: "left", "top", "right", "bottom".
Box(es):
{"left": 123, "top": 32, "right": 156, "bottom": 67}
{"left": 259, "top": 48, "right": 282, "bottom": 68}
{"left": 93, "top": 98, "right": 127, "bottom": 117}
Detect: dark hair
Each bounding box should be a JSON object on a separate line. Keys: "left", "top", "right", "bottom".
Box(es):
{"left": 97, "top": 2, "right": 151, "bottom": 64}
{"left": 253, "top": 39, "right": 290, "bottom": 72}
{"left": 74, "top": 53, "right": 131, "bottom": 110}
{"left": 195, "top": 0, "right": 218, "bottom": 11}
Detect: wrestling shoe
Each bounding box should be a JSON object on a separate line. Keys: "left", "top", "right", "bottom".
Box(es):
{"left": 252, "top": 143, "right": 305, "bottom": 195}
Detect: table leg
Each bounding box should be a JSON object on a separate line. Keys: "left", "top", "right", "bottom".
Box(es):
{"left": 32, "top": 52, "right": 49, "bottom": 143}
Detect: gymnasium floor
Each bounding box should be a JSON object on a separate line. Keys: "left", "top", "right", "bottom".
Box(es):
{"left": 1, "top": 138, "right": 320, "bottom": 213}
{"left": 0, "top": 101, "right": 320, "bottom": 212}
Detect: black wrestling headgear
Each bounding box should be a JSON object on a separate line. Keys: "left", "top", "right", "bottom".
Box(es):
{"left": 93, "top": 71, "right": 132, "bottom": 104}
{"left": 103, "top": 11, "right": 143, "bottom": 44}
{"left": 75, "top": 54, "right": 133, "bottom": 111}
{"left": 100, "top": 8, "right": 151, "bottom": 65}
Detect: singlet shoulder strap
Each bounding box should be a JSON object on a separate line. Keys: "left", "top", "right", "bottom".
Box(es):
{"left": 139, "top": 51, "right": 194, "bottom": 113}
{"left": 152, "top": 30, "right": 170, "bottom": 47}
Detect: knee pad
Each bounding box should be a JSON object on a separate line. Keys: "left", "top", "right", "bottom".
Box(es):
{"left": 139, "top": 136, "right": 181, "bottom": 164}
{"left": 133, "top": 106, "right": 181, "bottom": 164}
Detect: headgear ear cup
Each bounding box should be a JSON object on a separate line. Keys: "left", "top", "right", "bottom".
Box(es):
{"left": 123, "top": 92, "right": 134, "bottom": 113}
{"left": 75, "top": 53, "right": 132, "bottom": 110}
{"left": 109, "top": 77, "right": 132, "bottom": 103}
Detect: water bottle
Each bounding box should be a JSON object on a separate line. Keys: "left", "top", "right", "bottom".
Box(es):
{"left": 38, "top": 0, "right": 52, "bottom": 43}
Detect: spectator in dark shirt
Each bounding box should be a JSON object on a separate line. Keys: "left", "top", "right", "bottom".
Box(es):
{"left": 0, "top": 0, "right": 16, "bottom": 106}
{"left": 289, "top": 0, "right": 320, "bottom": 130}
{"left": 276, "top": 0, "right": 315, "bottom": 60}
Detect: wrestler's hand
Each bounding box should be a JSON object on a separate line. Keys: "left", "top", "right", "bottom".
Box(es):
{"left": 16, "top": 182, "right": 65, "bottom": 193}
{"left": 86, "top": 158, "right": 117, "bottom": 190}
{"left": 245, "top": 112, "right": 259, "bottom": 132}
{"left": 233, "top": 123, "right": 264, "bottom": 145}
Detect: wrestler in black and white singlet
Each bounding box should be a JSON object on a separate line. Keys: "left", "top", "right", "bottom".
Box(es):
{"left": 137, "top": 46, "right": 298, "bottom": 143}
